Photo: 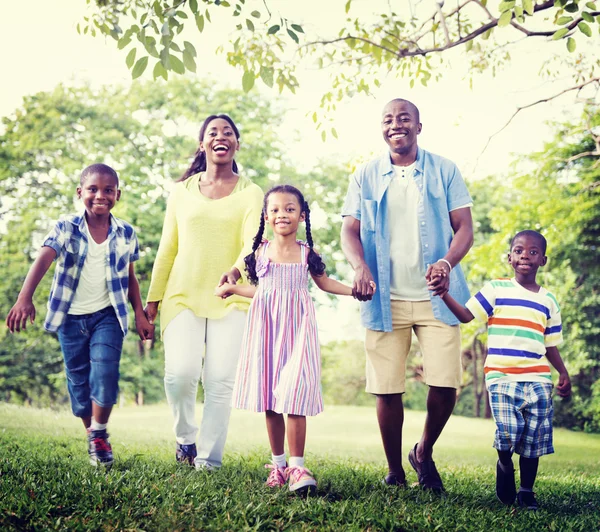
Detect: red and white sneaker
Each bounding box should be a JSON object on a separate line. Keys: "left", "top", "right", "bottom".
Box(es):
{"left": 265, "top": 463, "right": 288, "bottom": 487}
{"left": 286, "top": 465, "right": 317, "bottom": 494}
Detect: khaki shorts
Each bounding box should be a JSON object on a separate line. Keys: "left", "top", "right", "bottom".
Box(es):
{"left": 365, "top": 300, "right": 461, "bottom": 394}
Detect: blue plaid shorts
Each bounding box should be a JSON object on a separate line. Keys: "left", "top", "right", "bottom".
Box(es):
{"left": 488, "top": 381, "right": 554, "bottom": 458}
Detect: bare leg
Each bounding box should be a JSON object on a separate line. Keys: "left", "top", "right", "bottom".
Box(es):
{"left": 92, "top": 403, "right": 113, "bottom": 425}
{"left": 265, "top": 410, "right": 285, "bottom": 455}
{"left": 376, "top": 393, "right": 405, "bottom": 481}
{"left": 416, "top": 386, "right": 456, "bottom": 461}
{"left": 287, "top": 414, "right": 307, "bottom": 458}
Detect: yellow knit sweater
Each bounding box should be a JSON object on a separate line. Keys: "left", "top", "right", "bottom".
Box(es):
{"left": 146, "top": 172, "right": 264, "bottom": 334}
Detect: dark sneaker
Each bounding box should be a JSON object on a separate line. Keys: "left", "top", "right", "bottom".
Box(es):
{"left": 87, "top": 429, "right": 113, "bottom": 468}
{"left": 517, "top": 490, "right": 539, "bottom": 511}
{"left": 382, "top": 473, "right": 407, "bottom": 487}
{"left": 408, "top": 443, "right": 444, "bottom": 492}
{"left": 176, "top": 443, "right": 197, "bottom": 466}
{"left": 496, "top": 460, "right": 516, "bottom": 505}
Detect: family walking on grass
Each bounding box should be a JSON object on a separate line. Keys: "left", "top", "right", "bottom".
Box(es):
{"left": 5, "top": 98, "right": 571, "bottom": 510}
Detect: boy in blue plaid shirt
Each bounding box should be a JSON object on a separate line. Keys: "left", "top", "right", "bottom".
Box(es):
{"left": 6, "top": 163, "right": 154, "bottom": 468}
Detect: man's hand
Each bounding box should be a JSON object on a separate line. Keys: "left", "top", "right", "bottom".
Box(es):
{"left": 556, "top": 372, "right": 572, "bottom": 398}
{"left": 135, "top": 309, "right": 155, "bottom": 341}
{"left": 144, "top": 301, "right": 159, "bottom": 324}
{"left": 352, "top": 264, "right": 375, "bottom": 301}
{"left": 426, "top": 260, "right": 451, "bottom": 297}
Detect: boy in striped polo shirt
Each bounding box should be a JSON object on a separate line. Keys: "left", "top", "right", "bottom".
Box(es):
{"left": 438, "top": 230, "right": 571, "bottom": 510}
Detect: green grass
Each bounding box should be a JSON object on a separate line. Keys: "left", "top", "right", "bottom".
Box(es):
{"left": 1, "top": 403, "right": 599, "bottom": 531}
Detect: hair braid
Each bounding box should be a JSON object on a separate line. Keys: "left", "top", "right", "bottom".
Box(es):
{"left": 244, "top": 212, "right": 266, "bottom": 285}
{"left": 303, "top": 200, "right": 326, "bottom": 277}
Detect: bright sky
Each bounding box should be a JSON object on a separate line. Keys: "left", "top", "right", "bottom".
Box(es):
{"left": 0, "top": 0, "right": 592, "bottom": 341}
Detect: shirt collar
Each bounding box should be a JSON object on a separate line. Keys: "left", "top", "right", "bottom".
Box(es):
{"left": 380, "top": 146, "right": 424, "bottom": 176}
{"left": 74, "top": 212, "right": 123, "bottom": 237}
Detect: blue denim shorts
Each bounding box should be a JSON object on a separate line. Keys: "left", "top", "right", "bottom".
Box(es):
{"left": 57, "top": 306, "right": 124, "bottom": 418}
{"left": 488, "top": 381, "right": 554, "bottom": 458}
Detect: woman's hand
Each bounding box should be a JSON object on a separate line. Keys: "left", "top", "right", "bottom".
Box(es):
{"left": 215, "top": 283, "right": 236, "bottom": 299}
{"left": 144, "top": 301, "right": 159, "bottom": 324}
{"left": 218, "top": 268, "right": 241, "bottom": 298}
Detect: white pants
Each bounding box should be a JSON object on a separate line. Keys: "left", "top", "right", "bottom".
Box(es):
{"left": 163, "top": 308, "right": 246, "bottom": 468}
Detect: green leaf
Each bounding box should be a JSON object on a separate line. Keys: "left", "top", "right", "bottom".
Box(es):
{"left": 585, "top": 1, "right": 596, "bottom": 8}
{"left": 153, "top": 61, "right": 168, "bottom": 80}
{"left": 189, "top": 0, "right": 198, "bottom": 14}
{"left": 312, "top": 111, "right": 317, "bottom": 123}
{"left": 552, "top": 27, "right": 570, "bottom": 39}
{"left": 291, "top": 24, "right": 304, "bottom": 33}
{"left": 117, "top": 36, "right": 132, "bottom": 50}
{"left": 242, "top": 70, "right": 255, "bottom": 92}
{"left": 345, "top": 0, "right": 352, "bottom": 13}
{"left": 321, "top": 130, "right": 326, "bottom": 142}
{"left": 567, "top": 36, "right": 577, "bottom": 51}
{"left": 183, "top": 50, "right": 197, "bottom": 72}
{"left": 564, "top": 3, "right": 579, "bottom": 11}
{"left": 578, "top": 21, "right": 592, "bottom": 36}
{"left": 169, "top": 54, "right": 185, "bottom": 74}
{"left": 331, "top": 127, "right": 338, "bottom": 139}
{"left": 522, "top": 0, "right": 534, "bottom": 15}
{"left": 259, "top": 66, "right": 274, "bottom": 88}
{"left": 246, "top": 19, "right": 255, "bottom": 31}
{"left": 132, "top": 56, "right": 148, "bottom": 79}
{"left": 498, "top": 10, "right": 513, "bottom": 27}
{"left": 184, "top": 41, "right": 197, "bottom": 58}
{"left": 267, "top": 24, "right": 280, "bottom": 34}
{"left": 161, "top": 22, "right": 171, "bottom": 36}
{"left": 250, "top": 10, "right": 260, "bottom": 17}
{"left": 498, "top": 0, "right": 516, "bottom": 12}
{"left": 556, "top": 16, "right": 574, "bottom": 24}
{"left": 287, "top": 29, "right": 299, "bottom": 43}
{"left": 126, "top": 48, "right": 137, "bottom": 69}
{"left": 196, "top": 14, "right": 205, "bottom": 32}
{"left": 206, "top": 9, "right": 211, "bottom": 22}
{"left": 581, "top": 11, "right": 594, "bottom": 22}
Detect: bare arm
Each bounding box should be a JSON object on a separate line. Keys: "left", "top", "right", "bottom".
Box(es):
{"left": 341, "top": 216, "right": 374, "bottom": 301}
{"left": 545, "top": 346, "right": 571, "bottom": 398}
{"left": 215, "top": 281, "right": 257, "bottom": 299}
{"left": 128, "top": 263, "right": 155, "bottom": 340}
{"left": 440, "top": 292, "right": 475, "bottom": 324}
{"left": 6, "top": 246, "right": 56, "bottom": 333}
{"left": 427, "top": 207, "right": 474, "bottom": 297}
{"left": 311, "top": 273, "right": 354, "bottom": 296}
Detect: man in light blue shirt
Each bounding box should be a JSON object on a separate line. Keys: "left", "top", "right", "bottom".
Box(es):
{"left": 341, "top": 98, "right": 473, "bottom": 492}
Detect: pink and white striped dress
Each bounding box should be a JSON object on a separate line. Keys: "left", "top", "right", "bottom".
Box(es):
{"left": 232, "top": 241, "right": 323, "bottom": 416}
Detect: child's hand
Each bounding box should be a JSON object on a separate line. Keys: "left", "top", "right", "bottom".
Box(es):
{"left": 215, "top": 282, "right": 235, "bottom": 299}
{"left": 555, "top": 372, "right": 572, "bottom": 398}
{"left": 426, "top": 263, "right": 449, "bottom": 297}
{"left": 135, "top": 310, "right": 155, "bottom": 341}
{"left": 6, "top": 298, "right": 36, "bottom": 333}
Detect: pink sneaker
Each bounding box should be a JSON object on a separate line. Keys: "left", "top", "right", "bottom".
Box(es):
{"left": 265, "top": 463, "right": 288, "bottom": 487}
{"left": 286, "top": 465, "right": 317, "bottom": 494}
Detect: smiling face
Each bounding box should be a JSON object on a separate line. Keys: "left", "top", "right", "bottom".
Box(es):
{"left": 199, "top": 117, "right": 240, "bottom": 166}
{"left": 77, "top": 172, "right": 120, "bottom": 219}
{"left": 265, "top": 192, "right": 305, "bottom": 237}
{"left": 381, "top": 100, "right": 422, "bottom": 164}
{"left": 508, "top": 234, "right": 547, "bottom": 279}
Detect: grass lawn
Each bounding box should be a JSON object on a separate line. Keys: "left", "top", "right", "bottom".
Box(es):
{"left": 1, "top": 402, "right": 599, "bottom": 531}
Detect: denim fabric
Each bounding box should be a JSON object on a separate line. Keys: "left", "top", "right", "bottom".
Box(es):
{"left": 342, "top": 148, "right": 473, "bottom": 331}
{"left": 57, "top": 306, "right": 124, "bottom": 417}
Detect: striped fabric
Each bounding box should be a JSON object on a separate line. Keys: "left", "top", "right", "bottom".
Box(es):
{"left": 232, "top": 241, "right": 323, "bottom": 416}
{"left": 42, "top": 213, "right": 139, "bottom": 334}
{"left": 466, "top": 278, "right": 562, "bottom": 387}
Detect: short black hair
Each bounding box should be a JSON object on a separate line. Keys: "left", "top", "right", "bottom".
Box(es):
{"left": 80, "top": 163, "right": 119, "bottom": 186}
{"left": 384, "top": 98, "right": 420, "bottom": 123}
{"left": 510, "top": 230, "right": 547, "bottom": 254}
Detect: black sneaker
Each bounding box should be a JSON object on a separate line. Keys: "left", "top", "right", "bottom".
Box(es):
{"left": 382, "top": 473, "right": 407, "bottom": 487}
{"left": 408, "top": 443, "right": 444, "bottom": 492}
{"left": 87, "top": 429, "right": 113, "bottom": 468}
{"left": 176, "top": 443, "right": 197, "bottom": 466}
{"left": 496, "top": 460, "right": 516, "bottom": 505}
{"left": 517, "top": 490, "right": 539, "bottom": 511}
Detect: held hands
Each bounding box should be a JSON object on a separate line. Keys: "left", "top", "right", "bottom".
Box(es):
{"left": 352, "top": 264, "right": 376, "bottom": 301}
{"left": 217, "top": 268, "right": 241, "bottom": 299}
{"left": 215, "top": 282, "right": 236, "bottom": 299}
{"left": 6, "top": 297, "right": 36, "bottom": 333}
{"left": 135, "top": 309, "right": 155, "bottom": 341}
{"left": 426, "top": 260, "right": 451, "bottom": 297}
{"left": 144, "top": 301, "right": 159, "bottom": 325}
{"left": 555, "top": 372, "right": 572, "bottom": 398}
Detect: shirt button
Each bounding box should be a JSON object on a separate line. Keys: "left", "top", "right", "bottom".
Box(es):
{"left": 425, "top": 244, "right": 429, "bottom": 248}
{"left": 421, "top": 222, "right": 425, "bottom": 226}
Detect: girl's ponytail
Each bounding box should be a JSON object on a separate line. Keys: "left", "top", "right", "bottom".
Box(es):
{"left": 304, "top": 200, "right": 326, "bottom": 277}
{"left": 244, "top": 212, "right": 266, "bottom": 285}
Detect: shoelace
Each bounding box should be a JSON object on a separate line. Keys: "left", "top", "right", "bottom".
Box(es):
{"left": 265, "top": 464, "right": 287, "bottom": 486}
{"left": 92, "top": 437, "right": 111, "bottom": 452}
{"left": 286, "top": 466, "right": 310, "bottom": 483}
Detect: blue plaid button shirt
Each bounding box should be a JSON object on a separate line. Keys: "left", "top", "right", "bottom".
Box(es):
{"left": 42, "top": 212, "right": 139, "bottom": 334}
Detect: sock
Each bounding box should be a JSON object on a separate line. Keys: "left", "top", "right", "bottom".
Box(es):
{"left": 90, "top": 419, "right": 108, "bottom": 431}
{"left": 272, "top": 453, "right": 287, "bottom": 469}
{"left": 289, "top": 456, "right": 304, "bottom": 468}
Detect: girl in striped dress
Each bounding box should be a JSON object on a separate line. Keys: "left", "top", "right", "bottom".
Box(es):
{"left": 215, "top": 185, "right": 370, "bottom": 494}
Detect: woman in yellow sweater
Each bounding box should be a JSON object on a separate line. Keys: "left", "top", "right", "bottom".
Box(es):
{"left": 145, "top": 114, "right": 263, "bottom": 469}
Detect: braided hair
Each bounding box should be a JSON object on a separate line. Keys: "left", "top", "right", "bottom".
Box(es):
{"left": 244, "top": 185, "right": 326, "bottom": 285}
{"left": 179, "top": 114, "right": 240, "bottom": 182}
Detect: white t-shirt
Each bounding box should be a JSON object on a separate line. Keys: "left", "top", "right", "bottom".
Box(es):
{"left": 388, "top": 163, "right": 430, "bottom": 301}
{"left": 68, "top": 221, "right": 112, "bottom": 315}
